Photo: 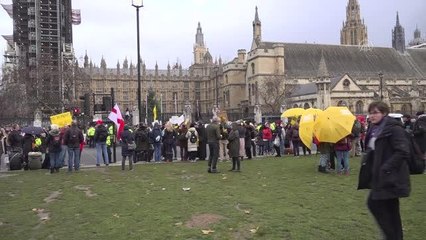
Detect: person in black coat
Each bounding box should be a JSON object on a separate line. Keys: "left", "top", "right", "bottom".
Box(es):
{"left": 22, "top": 133, "right": 34, "bottom": 170}
{"left": 413, "top": 112, "right": 426, "bottom": 155}
{"left": 196, "top": 121, "right": 207, "bottom": 160}
{"left": 121, "top": 126, "right": 134, "bottom": 170}
{"left": 364, "top": 101, "right": 410, "bottom": 240}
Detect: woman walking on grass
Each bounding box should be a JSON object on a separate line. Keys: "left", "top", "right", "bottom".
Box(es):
{"left": 364, "top": 101, "right": 410, "bottom": 240}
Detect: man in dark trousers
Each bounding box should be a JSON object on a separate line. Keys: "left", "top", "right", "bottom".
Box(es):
{"left": 196, "top": 121, "right": 207, "bottom": 160}
{"left": 63, "top": 120, "right": 84, "bottom": 172}
{"left": 206, "top": 117, "right": 221, "bottom": 173}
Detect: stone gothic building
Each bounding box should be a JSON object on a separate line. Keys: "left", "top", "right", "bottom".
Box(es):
{"left": 340, "top": 0, "right": 368, "bottom": 46}
{"left": 76, "top": 0, "right": 426, "bottom": 122}
{"left": 222, "top": 2, "right": 426, "bottom": 118}
{"left": 77, "top": 22, "right": 224, "bottom": 121}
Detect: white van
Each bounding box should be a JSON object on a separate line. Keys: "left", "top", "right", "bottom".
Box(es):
{"left": 366, "top": 113, "right": 404, "bottom": 123}
{"left": 388, "top": 113, "right": 404, "bottom": 123}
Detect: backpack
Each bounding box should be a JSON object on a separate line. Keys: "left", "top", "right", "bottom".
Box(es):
{"left": 406, "top": 132, "right": 426, "bottom": 174}
{"left": 97, "top": 128, "right": 108, "bottom": 142}
{"left": 52, "top": 135, "right": 61, "bottom": 149}
{"left": 352, "top": 120, "right": 362, "bottom": 137}
{"left": 68, "top": 128, "right": 80, "bottom": 145}
{"left": 189, "top": 131, "right": 198, "bottom": 143}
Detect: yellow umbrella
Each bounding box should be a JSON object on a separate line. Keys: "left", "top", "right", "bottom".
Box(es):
{"left": 304, "top": 108, "right": 323, "bottom": 116}
{"left": 313, "top": 106, "right": 355, "bottom": 143}
{"left": 299, "top": 109, "right": 323, "bottom": 149}
{"left": 281, "top": 108, "right": 306, "bottom": 118}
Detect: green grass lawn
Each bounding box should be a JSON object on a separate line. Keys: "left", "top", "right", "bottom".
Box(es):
{"left": 0, "top": 156, "right": 425, "bottom": 240}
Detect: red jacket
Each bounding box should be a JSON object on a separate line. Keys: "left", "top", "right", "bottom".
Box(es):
{"left": 334, "top": 137, "right": 351, "bottom": 151}
{"left": 262, "top": 128, "right": 273, "bottom": 141}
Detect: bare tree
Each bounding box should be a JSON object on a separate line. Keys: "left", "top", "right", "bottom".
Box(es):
{"left": 258, "top": 75, "right": 297, "bottom": 114}
{"left": 0, "top": 57, "right": 81, "bottom": 121}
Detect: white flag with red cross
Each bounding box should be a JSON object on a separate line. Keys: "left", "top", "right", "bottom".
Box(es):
{"left": 108, "top": 104, "right": 125, "bottom": 140}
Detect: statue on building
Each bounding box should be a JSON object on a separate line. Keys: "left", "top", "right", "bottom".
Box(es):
{"left": 184, "top": 101, "right": 192, "bottom": 123}
{"left": 212, "top": 106, "right": 220, "bottom": 118}
{"left": 254, "top": 104, "right": 262, "bottom": 124}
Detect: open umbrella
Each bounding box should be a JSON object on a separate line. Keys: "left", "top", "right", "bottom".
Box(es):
{"left": 281, "top": 108, "right": 306, "bottom": 118}
{"left": 299, "top": 109, "right": 323, "bottom": 149}
{"left": 304, "top": 108, "right": 323, "bottom": 116}
{"left": 313, "top": 106, "right": 355, "bottom": 143}
{"left": 21, "top": 126, "right": 44, "bottom": 135}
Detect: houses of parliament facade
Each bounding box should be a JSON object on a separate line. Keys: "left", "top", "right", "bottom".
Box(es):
{"left": 78, "top": 0, "right": 426, "bottom": 121}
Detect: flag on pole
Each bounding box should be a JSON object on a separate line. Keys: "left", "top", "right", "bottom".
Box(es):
{"left": 108, "top": 104, "right": 125, "bottom": 140}
{"left": 153, "top": 105, "right": 157, "bottom": 121}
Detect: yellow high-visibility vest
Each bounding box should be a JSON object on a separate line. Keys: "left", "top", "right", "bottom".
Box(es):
{"left": 87, "top": 127, "right": 95, "bottom": 137}
{"left": 35, "top": 138, "right": 42, "bottom": 147}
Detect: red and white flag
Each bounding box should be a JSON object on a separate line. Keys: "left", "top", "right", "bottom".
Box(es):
{"left": 108, "top": 104, "right": 125, "bottom": 140}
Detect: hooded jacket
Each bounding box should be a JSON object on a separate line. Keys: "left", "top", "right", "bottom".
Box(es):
{"left": 366, "top": 117, "right": 411, "bottom": 200}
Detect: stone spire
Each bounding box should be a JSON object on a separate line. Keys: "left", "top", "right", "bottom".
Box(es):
{"left": 317, "top": 53, "right": 329, "bottom": 78}
{"left": 123, "top": 57, "right": 128, "bottom": 69}
{"left": 167, "top": 62, "right": 171, "bottom": 77}
{"left": 116, "top": 60, "right": 120, "bottom": 74}
{"left": 155, "top": 61, "right": 158, "bottom": 76}
{"left": 316, "top": 54, "right": 331, "bottom": 110}
{"left": 129, "top": 61, "right": 134, "bottom": 76}
{"left": 340, "top": 0, "right": 368, "bottom": 45}
{"left": 392, "top": 12, "right": 406, "bottom": 53}
{"left": 84, "top": 50, "right": 89, "bottom": 68}
{"left": 252, "top": 6, "right": 262, "bottom": 42}
{"left": 100, "top": 56, "right": 107, "bottom": 69}
{"left": 195, "top": 22, "right": 204, "bottom": 47}
{"left": 414, "top": 25, "right": 421, "bottom": 39}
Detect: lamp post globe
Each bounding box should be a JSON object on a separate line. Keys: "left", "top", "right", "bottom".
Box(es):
{"left": 132, "top": 0, "right": 143, "bottom": 7}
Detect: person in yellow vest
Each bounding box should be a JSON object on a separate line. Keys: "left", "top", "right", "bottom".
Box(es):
{"left": 87, "top": 125, "right": 96, "bottom": 148}
{"left": 106, "top": 124, "right": 115, "bottom": 164}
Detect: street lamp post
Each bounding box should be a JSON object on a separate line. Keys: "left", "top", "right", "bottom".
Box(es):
{"left": 378, "top": 72, "right": 384, "bottom": 101}
{"left": 132, "top": 0, "right": 143, "bottom": 123}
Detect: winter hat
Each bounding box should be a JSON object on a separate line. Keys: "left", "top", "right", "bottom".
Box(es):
{"left": 96, "top": 120, "right": 103, "bottom": 125}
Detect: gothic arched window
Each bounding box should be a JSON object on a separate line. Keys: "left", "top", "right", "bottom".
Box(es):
{"left": 304, "top": 103, "right": 310, "bottom": 109}
{"left": 337, "top": 100, "right": 347, "bottom": 107}
{"left": 225, "top": 75, "right": 228, "bottom": 84}
{"left": 251, "top": 62, "right": 255, "bottom": 75}
{"left": 355, "top": 101, "right": 364, "bottom": 114}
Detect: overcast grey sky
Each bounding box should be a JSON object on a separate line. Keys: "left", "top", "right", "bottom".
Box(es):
{"left": 0, "top": 0, "right": 425, "bottom": 69}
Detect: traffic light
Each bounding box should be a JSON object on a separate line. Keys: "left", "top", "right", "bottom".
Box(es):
{"left": 73, "top": 107, "right": 81, "bottom": 116}
{"left": 79, "top": 93, "right": 91, "bottom": 116}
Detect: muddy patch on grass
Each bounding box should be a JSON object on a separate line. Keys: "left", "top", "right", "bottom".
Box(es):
{"left": 44, "top": 191, "right": 62, "bottom": 203}
{"left": 0, "top": 174, "right": 18, "bottom": 178}
{"left": 185, "top": 213, "right": 225, "bottom": 229}
{"left": 32, "top": 208, "right": 50, "bottom": 224}
{"left": 74, "top": 185, "right": 97, "bottom": 197}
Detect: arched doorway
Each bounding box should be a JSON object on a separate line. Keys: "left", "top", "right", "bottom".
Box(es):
{"left": 293, "top": 104, "right": 299, "bottom": 108}
{"left": 355, "top": 101, "right": 364, "bottom": 114}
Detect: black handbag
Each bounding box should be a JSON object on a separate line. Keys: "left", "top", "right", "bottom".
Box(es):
{"left": 357, "top": 150, "right": 374, "bottom": 190}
